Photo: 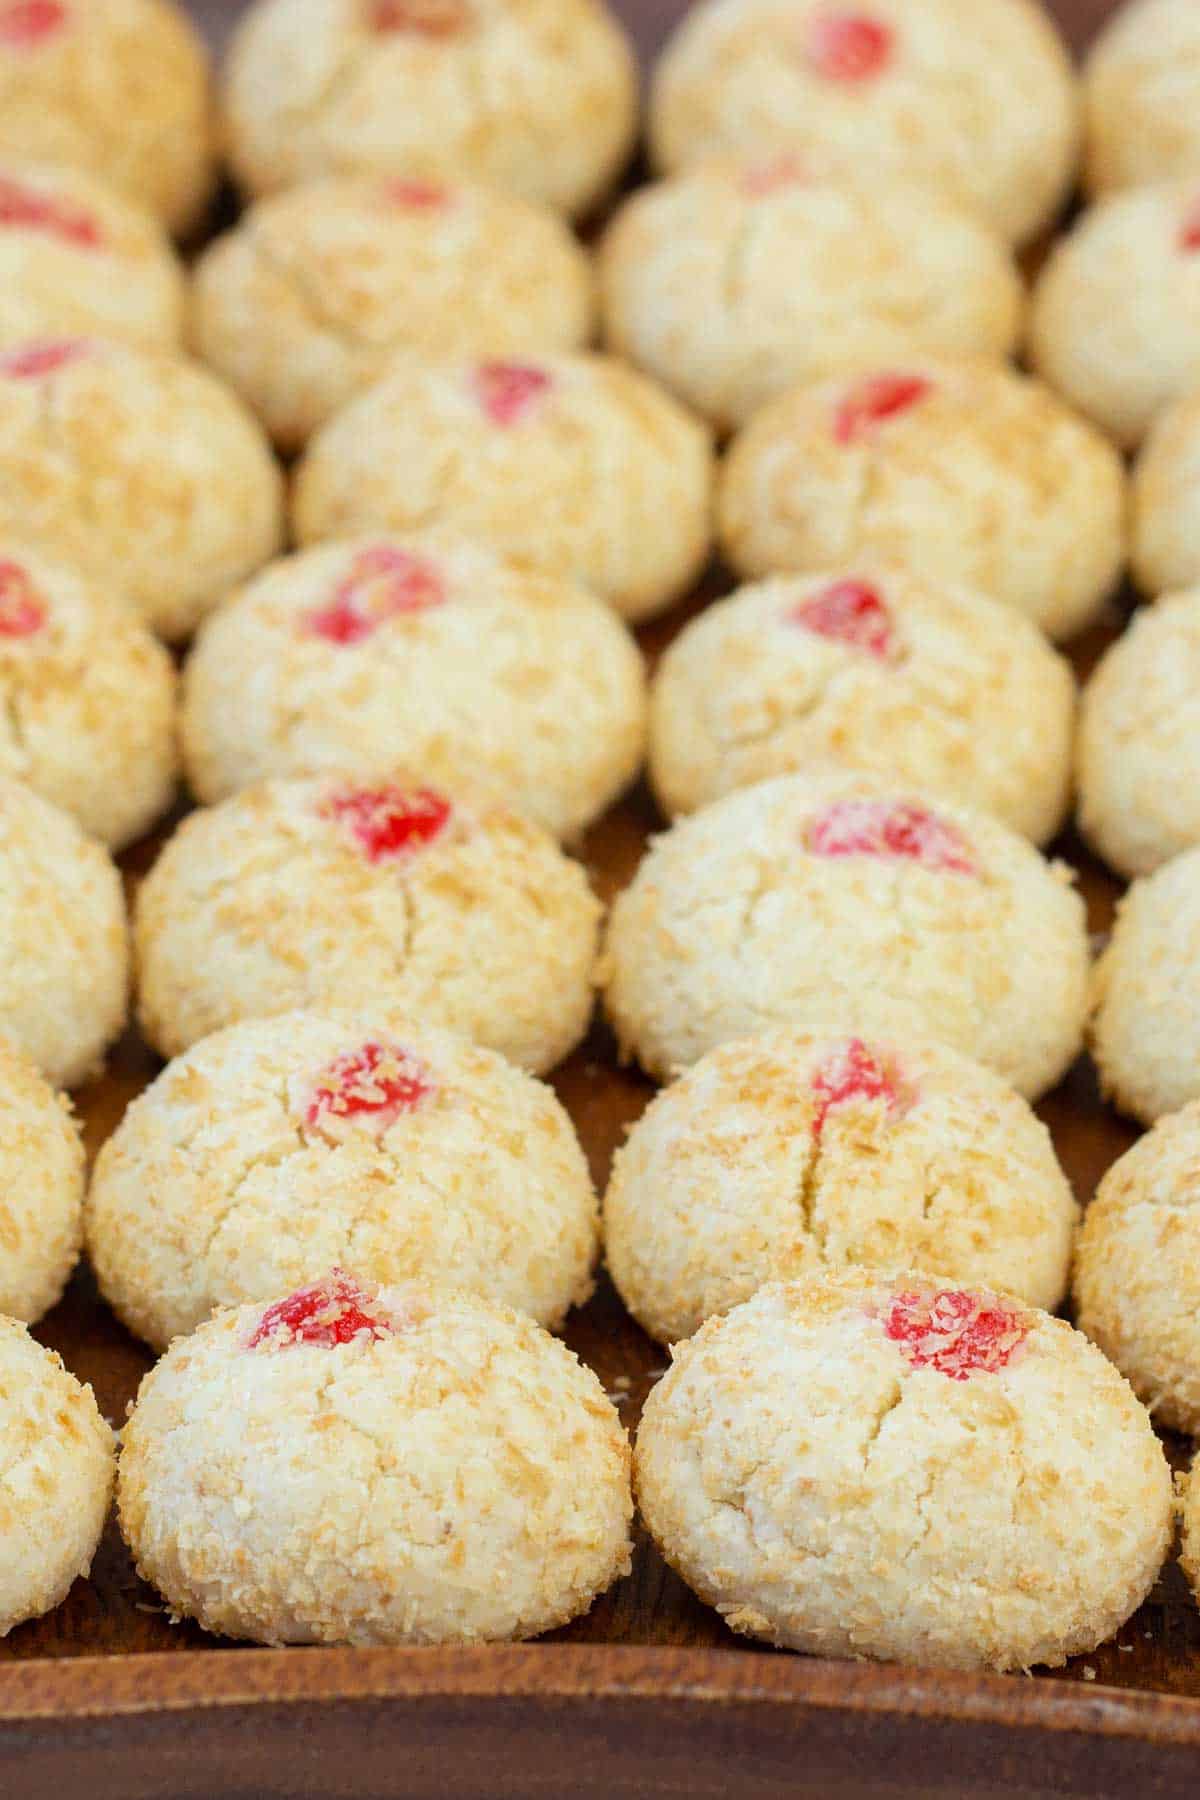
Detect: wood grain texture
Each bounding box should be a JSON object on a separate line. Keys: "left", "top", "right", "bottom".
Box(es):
{"left": 3, "top": 2, "right": 1196, "bottom": 1794}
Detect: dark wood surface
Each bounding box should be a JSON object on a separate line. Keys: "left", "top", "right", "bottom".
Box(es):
{"left": 6, "top": 1, "right": 1200, "bottom": 1794}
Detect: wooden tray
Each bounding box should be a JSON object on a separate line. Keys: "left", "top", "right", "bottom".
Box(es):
{"left": 5, "top": 1, "right": 1199, "bottom": 1793}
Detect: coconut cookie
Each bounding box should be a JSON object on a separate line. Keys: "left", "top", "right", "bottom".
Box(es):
{"left": 0, "top": 339, "right": 283, "bottom": 642}
{"left": 119, "top": 1277, "right": 632, "bottom": 1646}
{"left": 648, "top": 0, "right": 1078, "bottom": 247}
{"left": 1083, "top": 0, "right": 1200, "bottom": 198}
{"left": 88, "top": 1012, "right": 599, "bottom": 1350}
{"left": 718, "top": 358, "right": 1125, "bottom": 642}
{"left": 0, "top": 545, "right": 176, "bottom": 850}
{"left": 1090, "top": 848, "right": 1200, "bottom": 1125}
{"left": 191, "top": 177, "right": 594, "bottom": 451}
{"left": 600, "top": 770, "right": 1088, "bottom": 1097}
{"left": 600, "top": 164, "right": 1022, "bottom": 433}
{"left": 222, "top": 0, "right": 636, "bottom": 221}
{"left": 0, "top": 160, "right": 183, "bottom": 353}
{"left": 0, "top": 779, "right": 127, "bottom": 1088}
{"left": 648, "top": 566, "right": 1074, "bottom": 843}
{"left": 0, "top": 1320, "right": 113, "bottom": 1636}
{"left": 636, "top": 1273, "right": 1171, "bottom": 1672}
{"left": 0, "top": 0, "right": 214, "bottom": 236}
{"left": 1075, "top": 1104, "right": 1200, "bottom": 1435}
{"left": 1029, "top": 181, "right": 1200, "bottom": 450}
{"left": 181, "top": 537, "right": 645, "bottom": 839}
{"left": 1077, "top": 590, "right": 1200, "bottom": 880}
{"left": 0, "top": 1041, "right": 83, "bottom": 1324}
{"left": 1132, "top": 393, "right": 1200, "bottom": 599}
{"left": 135, "top": 775, "right": 599, "bottom": 1072}
{"left": 294, "top": 353, "right": 713, "bottom": 624}
{"left": 605, "top": 1030, "right": 1077, "bottom": 1346}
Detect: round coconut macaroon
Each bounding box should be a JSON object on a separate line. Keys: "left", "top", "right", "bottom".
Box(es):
{"left": 135, "top": 774, "right": 600, "bottom": 1073}
{"left": 118, "top": 1275, "right": 632, "bottom": 1646}
{"left": 605, "top": 1029, "right": 1077, "bottom": 1347}
{"left": 648, "top": 0, "right": 1079, "bottom": 248}
{"left": 635, "top": 1271, "right": 1172, "bottom": 1672}
{"left": 88, "top": 1011, "right": 600, "bottom": 1351}
{"left": 648, "top": 565, "right": 1074, "bottom": 844}
{"left": 600, "top": 162, "right": 1023, "bottom": 434}
{"left": 0, "top": 1319, "right": 113, "bottom": 1637}
{"left": 0, "top": 543, "right": 177, "bottom": 850}
{"left": 0, "top": 337, "right": 283, "bottom": 643}
{"left": 181, "top": 536, "right": 646, "bottom": 840}
{"left": 293, "top": 352, "right": 713, "bottom": 625}
{"left": 222, "top": 0, "right": 637, "bottom": 221}
{"left": 718, "top": 358, "right": 1126, "bottom": 643}
{"left": 0, "top": 1040, "right": 84, "bottom": 1325}
{"left": 1132, "top": 391, "right": 1200, "bottom": 599}
{"left": 191, "top": 176, "right": 594, "bottom": 452}
{"left": 1083, "top": 0, "right": 1200, "bottom": 199}
{"left": 1077, "top": 589, "right": 1200, "bottom": 880}
{"left": 0, "top": 0, "right": 214, "bottom": 237}
{"left": 1075, "top": 1102, "right": 1200, "bottom": 1436}
{"left": 600, "top": 770, "right": 1089, "bottom": 1098}
{"left": 1029, "top": 180, "right": 1200, "bottom": 450}
{"left": 0, "top": 160, "right": 183, "bottom": 353}
{"left": 1090, "top": 847, "right": 1200, "bottom": 1125}
{"left": 0, "top": 778, "right": 127, "bottom": 1088}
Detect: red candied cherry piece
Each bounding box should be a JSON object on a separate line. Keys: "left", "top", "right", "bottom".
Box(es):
{"left": 810, "top": 1037, "right": 910, "bottom": 1138}
{"left": 789, "top": 578, "right": 896, "bottom": 660}
{"left": 833, "top": 372, "right": 931, "bottom": 445}
{"left": 1180, "top": 196, "right": 1200, "bottom": 252}
{"left": 805, "top": 798, "right": 977, "bottom": 875}
{"left": 0, "top": 560, "right": 45, "bottom": 638}
{"left": 882, "top": 1287, "right": 1030, "bottom": 1380}
{"left": 324, "top": 782, "right": 453, "bottom": 863}
{"left": 248, "top": 1269, "right": 392, "bottom": 1349}
{"left": 0, "top": 177, "right": 100, "bottom": 247}
{"left": 473, "top": 360, "right": 553, "bottom": 427}
{"left": 740, "top": 156, "right": 807, "bottom": 198}
{"left": 0, "top": 0, "right": 66, "bottom": 46}
{"left": 306, "top": 545, "right": 446, "bottom": 646}
{"left": 369, "top": 0, "right": 468, "bottom": 36}
{"left": 305, "top": 1039, "right": 434, "bottom": 1133}
{"left": 0, "top": 338, "right": 84, "bottom": 381}
{"left": 805, "top": 11, "right": 894, "bottom": 82}
{"left": 385, "top": 178, "right": 451, "bottom": 210}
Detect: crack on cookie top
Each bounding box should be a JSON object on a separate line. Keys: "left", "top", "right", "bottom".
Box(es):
{"left": 322, "top": 782, "right": 454, "bottom": 864}
{"left": 804, "top": 11, "right": 894, "bottom": 82}
{"left": 0, "top": 560, "right": 46, "bottom": 638}
{"left": 810, "top": 1038, "right": 912, "bottom": 1137}
{"left": 301, "top": 1039, "right": 435, "bottom": 1139}
{"left": 0, "top": 176, "right": 100, "bottom": 247}
{"left": 805, "top": 798, "right": 977, "bottom": 875}
{"left": 880, "top": 1286, "right": 1031, "bottom": 1380}
{"left": 473, "top": 360, "right": 553, "bottom": 427}
{"left": 0, "top": 337, "right": 85, "bottom": 380}
{"left": 305, "top": 544, "right": 445, "bottom": 645}
{"left": 833, "top": 372, "right": 932, "bottom": 445}
{"left": 247, "top": 1270, "right": 395, "bottom": 1349}
{"left": 788, "top": 578, "right": 898, "bottom": 661}
{"left": 0, "top": 0, "right": 66, "bottom": 47}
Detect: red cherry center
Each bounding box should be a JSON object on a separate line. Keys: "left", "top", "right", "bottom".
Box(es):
{"left": 369, "top": 0, "right": 468, "bottom": 36}
{"left": 810, "top": 1038, "right": 910, "bottom": 1138}
{"left": 789, "top": 578, "right": 896, "bottom": 660}
{"left": 0, "top": 0, "right": 66, "bottom": 47}
{"left": 834, "top": 372, "right": 932, "bottom": 445}
{"left": 0, "top": 560, "right": 46, "bottom": 638}
{"left": 1180, "top": 195, "right": 1200, "bottom": 252}
{"left": 248, "top": 1270, "right": 393, "bottom": 1350}
{"left": 741, "top": 156, "right": 807, "bottom": 198}
{"left": 0, "top": 177, "right": 100, "bottom": 247}
{"left": 474, "top": 360, "right": 553, "bottom": 426}
{"left": 805, "top": 798, "right": 977, "bottom": 875}
{"left": 323, "top": 783, "right": 453, "bottom": 864}
{"left": 806, "top": 11, "right": 894, "bottom": 82}
{"left": 0, "top": 338, "right": 84, "bottom": 380}
{"left": 306, "top": 545, "right": 445, "bottom": 646}
{"left": 881, "top": 1287, "right": 1031, "bottom": 1381}
{"left": 385, "top": 178, "right": 451, "bottom": 210}
{"left": 304, "top": 1040, "right": 434, "bottom": 1134}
